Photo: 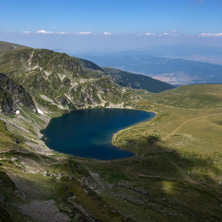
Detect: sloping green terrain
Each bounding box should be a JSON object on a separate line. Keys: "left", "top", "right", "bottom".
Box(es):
{"left": 138, "top": 84, "right": 222, "bottom": 109}
{"left": 1, "top": 85, "right": 222, "bottom": 222}
{"left": 0, "top": 41, "right": 29, "bottom": 54}
{"left": 74, "top": 57, "right": 175, "bottom": 92}
{"left": 103, "top": 67, "right": 174, "bottom": 92}
{"left": 0, "top": 41, "right": 175, "bottom": 94}
{"left": 0, "top": 42, "right": 222, "bottom": 222}
{"left": 0, "top": 48, "right": 137, "bottom": 115}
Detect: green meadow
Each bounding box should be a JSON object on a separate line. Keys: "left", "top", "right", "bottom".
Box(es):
{"left": 1, "top": 84, "right": 222, "bottom": 221}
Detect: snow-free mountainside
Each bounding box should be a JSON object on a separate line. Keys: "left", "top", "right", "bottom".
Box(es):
{"left": 0, "top": 41, "right": 222, "bottom": 222}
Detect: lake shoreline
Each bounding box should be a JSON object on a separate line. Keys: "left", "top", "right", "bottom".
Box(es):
{"left": 41, "top": 108, "right": 157, "bottom": 161}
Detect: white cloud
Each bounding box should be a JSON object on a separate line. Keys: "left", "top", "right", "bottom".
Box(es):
{"left": 145, "top": 32, "right": 157, "bottom": 36}
{"left": 159, "top": 31, "right": 180, "bottom": 37}
{"left": 103, "top": 32, "right": 112, "bottom": 35}
{"left": 36, "top": 30, "right": 54, "bottom": 34}
{"left": 145, "top": 31, "right": 179, "bottom": 37}
{"left": 56, "top": 31, "right": 66, "bottom": 35}
{"left": 77, "top": 31, "right": 92, "bottom": 35}
{"left": 22, "top": 31, "right": 31, "bottom": 34}
{"left": 158, "top": 32, "right": 169, "bottom": 37}
{"left": 199, "top": 32, "right": 222, "bottom": 37}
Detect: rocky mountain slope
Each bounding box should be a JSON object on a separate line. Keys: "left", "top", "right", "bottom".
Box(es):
{"left": 0, "top": 48, "right": 137, "bottom": 116}
{"left": 0, "top": 73, "right": 36, "bottom": 115}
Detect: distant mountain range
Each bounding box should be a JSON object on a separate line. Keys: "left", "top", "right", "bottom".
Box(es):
{"left": 74, "top": 44, "right": 222, "bottom": 85}
{"left": 119, "top": 44, "right": 222, "bottom": 64}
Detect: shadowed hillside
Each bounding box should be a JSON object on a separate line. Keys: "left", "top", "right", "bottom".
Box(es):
{"left": 103, "top": 67, "right": 175, "bottom": 93}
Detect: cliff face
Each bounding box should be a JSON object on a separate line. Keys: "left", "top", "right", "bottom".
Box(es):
{"left": 0, "top": 73, "right": 36, "bottom": 115}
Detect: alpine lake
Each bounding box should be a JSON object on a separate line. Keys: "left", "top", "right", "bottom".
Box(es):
{"left": 41, "top": 109, "right": 156, "bottom": 160}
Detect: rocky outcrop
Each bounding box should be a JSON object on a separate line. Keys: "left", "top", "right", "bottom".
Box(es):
{"left": 0, "top": 73, "right": 36, "bottom": 115}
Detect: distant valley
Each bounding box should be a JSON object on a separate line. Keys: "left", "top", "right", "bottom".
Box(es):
{"left": 74, "top": 44, "right": 222, "bottom": 85}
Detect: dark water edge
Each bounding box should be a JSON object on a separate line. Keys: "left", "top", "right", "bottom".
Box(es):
{"left": 41, "top": 109, "right": 156, "bottom": 160}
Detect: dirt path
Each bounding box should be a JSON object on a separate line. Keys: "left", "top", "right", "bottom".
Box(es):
{"left": 163, "top": 112, "right": 222, "bottom": 141}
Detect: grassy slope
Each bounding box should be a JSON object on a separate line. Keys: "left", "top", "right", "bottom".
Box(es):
{"left": 103, "top": 67, "right": 175, "bottom": 93}
{"left": 137, "top": 84, "right": 222, "bottom": 109}
{"left": 107, "top": 86, "right": 222, "bottom": 221}
{"left": 73, "top": 56, "right": 175, "bottom": 93}
{"left": 0, "top": 44, "right": 222, "bottom": 221}
{"left": 79, "top": 85, "right": 222, "bottom": 221}
{"left": 0, "top": 119, "right": 127, "bottom": 222}
{"left": 82, "top": 105, "right": 222, "bottom": 222}
{"left": 1, "top": 84, "right": 222, "bottom": 221}
{"left": 0, "top": 41, "right": 29, "bottom": 54}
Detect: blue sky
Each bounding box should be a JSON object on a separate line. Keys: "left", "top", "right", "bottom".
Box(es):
{"left": 1, "top": 0, "right": 222, "bottom": 51}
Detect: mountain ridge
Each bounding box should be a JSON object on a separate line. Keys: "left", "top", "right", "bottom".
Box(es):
{"left": 0, "top": 41, "right": 175, "bottom": 94}
{"left": 77, "top": 53, "right": 222, "bottom": 85}
{"left": 0, "top": 40, "right": 29, "bottom": 54}
{"left": 102, "top": 67, "right": 174, "bottom": 92}
{"left": 0, "top": 48, "right": 137, "bottom": 116}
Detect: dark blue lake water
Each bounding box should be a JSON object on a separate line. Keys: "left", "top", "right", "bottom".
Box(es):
{"left": 41, "top": 109, "right": 156, "bottom": 160}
